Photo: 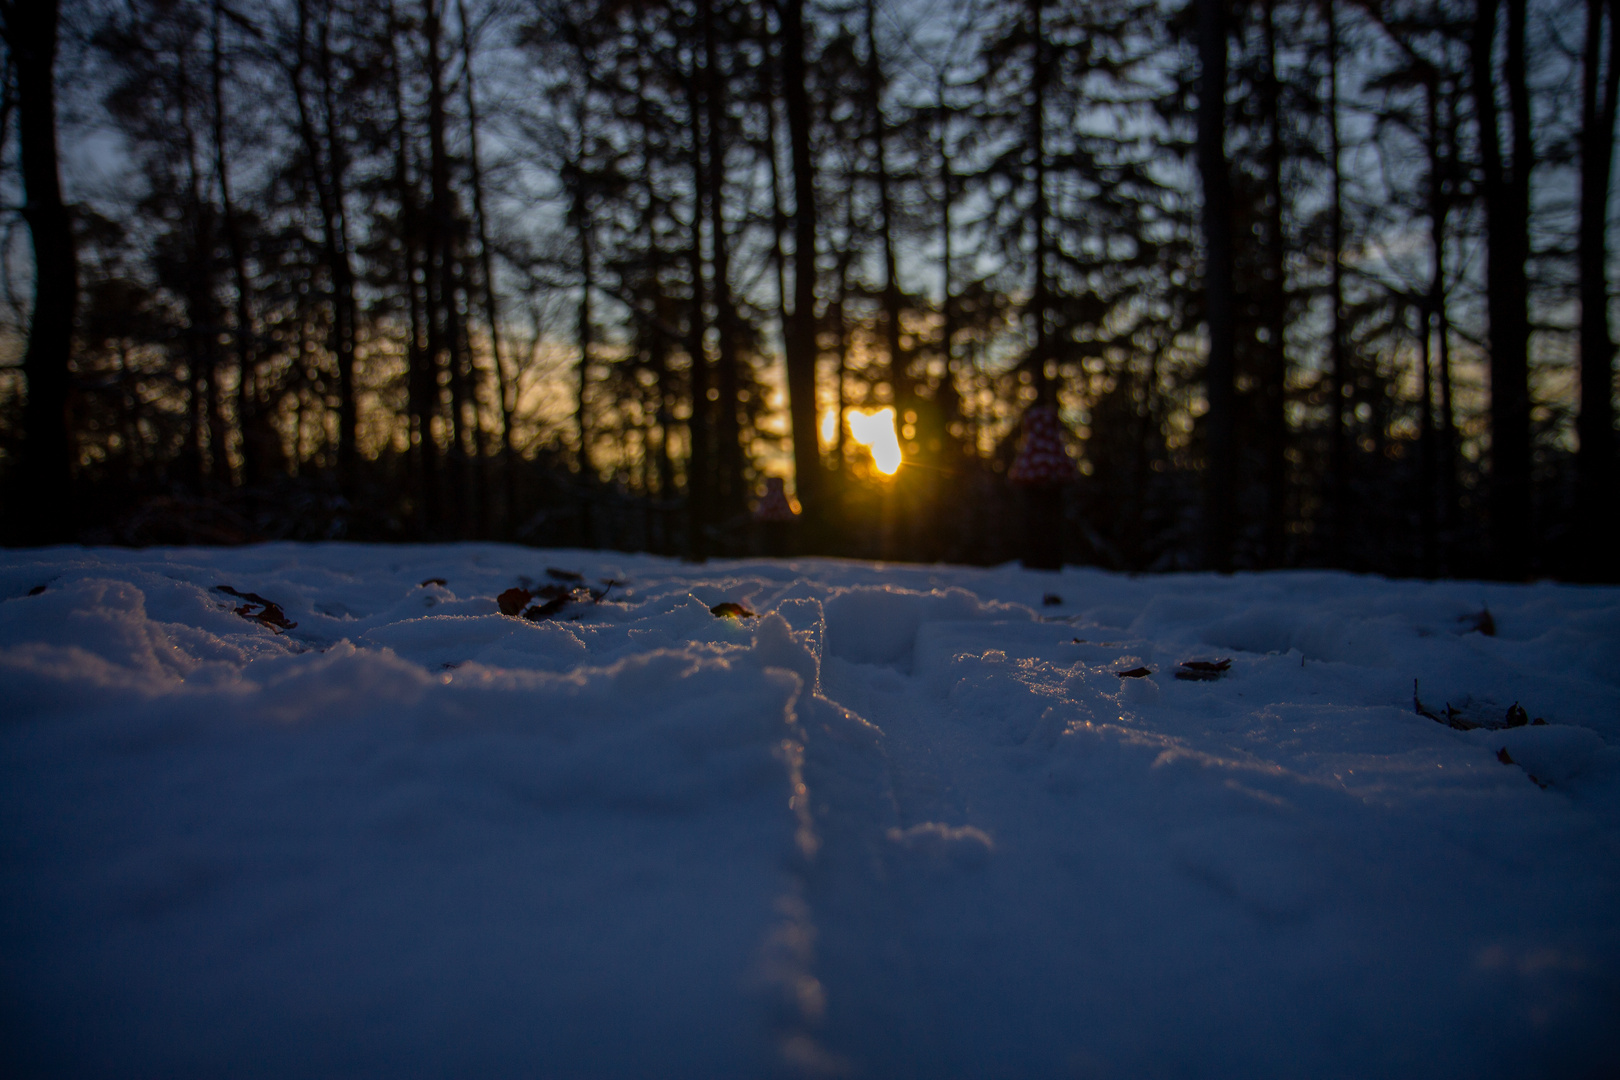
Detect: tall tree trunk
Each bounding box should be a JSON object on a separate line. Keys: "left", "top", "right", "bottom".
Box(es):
{"left": 422, "top": 0, "right": 469, "bottom": 534}
{"left": 1197, "top": 0, "right": 1236, "bottom": 571}
{"left": 938, "top": 65, "right": 956, "bottom": 413}
{"left": 1433, "top": 83, "right": 1460, "bottom": 567}
{"left": 702, "top": 0, "right": 746, "bottom": 519}
{"left": 766, "top": 71, "right": 791, "bottom": 362}
{"left": 315, "top": 5, "right": 358, "bottom": 497}
{"left": 211, "top": 0, "right": 260, "bottom": 487}
{"left": 650, "top": 332, "right": 675, "bottom": 502}
{"left": 779, "top": 0, "right": 824, "bottom": 527}
{"left": 576, "top": 196, "right": 594, "bottom": 481}
{"left": 458, "top": 0, "right": 516, "bottom": 534}
{"left": 1260, "top": 0, "right": 1287, "bottom": 565}
{"left": 388, "top": 0, "right": 436, "bottom": 530}
{"left": 684, "top": 50, "right": 712, "bottom": 556}
{"left": 1028, "top": 0, "right": 1053, "bottom": 407}
{"left": 1577, "top": 0, "right": 1620, "bottom": 578}
{"left": 4, "top": 0, "right": 77, "bottom": 541}
{"left": 1425, "top": 79, "right": 1452, "bottom": 574}
{"left": 1472, "top": 0, "right": 1534, "bottom": 577}
{"left": 1326, "top": 0, "right": 1348, "bottom": 563}
{"left": 1417, "top": 298, "right": 1437, "bottom": 576}
{"left": 292, "top": 0, "right": 358, "bottom": 494}
{"left": 865, "top": 0, "right": 909, "bottom": 414}
{"left": 178, "top": 62, "right": 231, "bottom": 489}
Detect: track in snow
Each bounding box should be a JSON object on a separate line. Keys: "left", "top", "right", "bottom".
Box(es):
{"left": 2, "top": 545, "right": 1617, "bottom": 1079}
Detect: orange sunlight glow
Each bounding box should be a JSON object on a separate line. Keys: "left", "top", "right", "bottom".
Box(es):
{"left": 847, "top": 407, "right": 902, "bottom": 475}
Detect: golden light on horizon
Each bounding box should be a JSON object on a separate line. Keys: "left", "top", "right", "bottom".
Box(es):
{"left": 847, "top": 407, "right": 902, "bottom": 476}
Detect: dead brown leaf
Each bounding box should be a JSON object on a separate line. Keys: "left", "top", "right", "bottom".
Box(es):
{"left": 710, "top": 602, "right": 756, "bottom": 619}
{"left": 215, "top": 585, "right": 297, "bottom": 632}
{"left": 497, "top": 587, "right": 533, "bottom": 616}
{"left": 523, "top": 596, "right": 569, "bottom": 621}
{"left": 1175, "top": 658, "right": 1231, "bottom": 681}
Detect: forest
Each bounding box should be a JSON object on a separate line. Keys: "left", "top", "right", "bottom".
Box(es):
{"left": 0, "top": 0, "right": 1614, "bottom": 580}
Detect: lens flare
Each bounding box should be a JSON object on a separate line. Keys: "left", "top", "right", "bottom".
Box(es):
{"left": 847, "top": 407, "right": 902, "bottom": 475}
{"left": 820, "top": 409, "right": 838, "bottom": 447}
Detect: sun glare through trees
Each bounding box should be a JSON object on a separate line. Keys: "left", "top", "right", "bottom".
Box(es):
{"left": 846, "top": 408, "right": 903, "bottom": 477}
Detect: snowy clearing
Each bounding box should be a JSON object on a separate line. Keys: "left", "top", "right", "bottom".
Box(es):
{"left": 2, "top": 545, "right": 1618, "bottom": 1078}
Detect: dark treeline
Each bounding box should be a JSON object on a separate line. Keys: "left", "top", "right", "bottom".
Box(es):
{"left": 0, "top": 0, "right": 1614, "bottom": 579}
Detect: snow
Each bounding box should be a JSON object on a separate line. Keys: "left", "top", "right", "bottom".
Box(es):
{"left": 2, "top": 545, "right": 1618, "bottom": 1078}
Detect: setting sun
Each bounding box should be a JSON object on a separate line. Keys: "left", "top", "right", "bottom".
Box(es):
{"left": 847, "top": 407, "right": 902, "bottom": 475}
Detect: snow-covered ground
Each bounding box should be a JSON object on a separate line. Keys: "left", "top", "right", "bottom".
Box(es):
{"left": 2, "top": 544, "right": 1617, "bottom": 1078}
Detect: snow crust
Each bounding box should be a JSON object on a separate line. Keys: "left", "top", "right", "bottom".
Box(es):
{"left": 2, "top": 545, "right": 1617, "bottom": 1077}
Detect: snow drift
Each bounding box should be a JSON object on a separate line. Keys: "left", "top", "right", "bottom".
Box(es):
{"left": 2, "top": 545, "right": 1617, "bottom": 1078}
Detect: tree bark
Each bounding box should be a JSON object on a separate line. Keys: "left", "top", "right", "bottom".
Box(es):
{"left": 1260, "top": 0, "right": 1287, "bottom": 565}
{"left": 388, "top": 0, "right": 436, "bottom": 530}
{"left": 865, "top": 0, "right": 909, "bottom": 415}
{"left": 702, "top": 0, "right": 746, "bottom": 519}
{"left": 1326, "top": 0, "right": 1348, "bottom": 563}
{"left": 1577, "top": 0, "right": 1620, "bottom": 578}
{"left": 291, "top": 0, "right": 359, "bottom": 494}
{"left": 176, "top": 56, "right": 230, "bottom": 489}
{"left": 316, "top": 5, "right": 359, "bottom": 496}
{"left": 1196, "top": 0, "right": 1236, "bottom": 571}
{"left": 3, "top": 0, "right": 77, "bottom": 541}
{"left": 683, "top": 45, "right": 712, "bottom": 556}
{"left": 1028, "top": 0, "right": 1054, "bottom": 407}
{"left": 211, "top": 0, "right": 261, "bottom": 487}
{"left": 422, "top": 0, "right": 470, "bottom": 534}
{"left": 779, "top": 0, "right": 824, "bottom": 527}
{"left": 458, "top": 0, "right": 517, "bottom": 534}
{"left": 1472, "top": 0, "right": 1534, "bottom": 578}
{"left": 576, "top": 197, "right": 594, "bottom": 481}
{"left": 1424, "top": 77, "right": 1454, "bottom": 575}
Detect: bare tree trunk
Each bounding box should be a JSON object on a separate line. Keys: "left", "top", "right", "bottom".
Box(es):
{"left": 1472, "top": 0, "right": 1534, "bottom": 578}
{"left": 1326, "top": 0, "right": 1348, "bottom": 563}
{"left": 702, "top": 0, "right": 746, "bottom": 519}
{"left": 388, "top": 0, "right": 436, "bottom": 530}
{"left": 291, "top": 0, "right": 359, "bottom": 494}
{"left": 1260, "top": 0, "right": 1287, "bottom": 565}
{"left": 1417, "top": 298, "right": 1437, "bottom": 576}
{"left": 211, "top": 0, "right": 260, "bottom": 487}
{"left": 780, "top": 0, "right": 824, "bottom": 527}
{"left": 2, "top": 0, "right": 76, "bottom": 541}
{"left": 422, "top": 0, "right": 470, "bottom": 534}
{"left": 177, "top": 57, "right": 231, "bottom": 489}
{"left": 457, "top": 0, "right": 516, "bottom": 534}
{"left": 1430, "top": 83, "right": 1460, "bottom": 567}
{"left": 1197, "top": 0, "right": 1236, "bottom": 572}
{"left": 1577, "top": 0, "right": 1620, "bottom": 578}
{"left": 316, "top": 5, "right": 358, "bottom": 496}
{"left": 1424, "top": 79, "right": 1452, "bottom": 574}
{"left": 1028, "top": 0, "right": 1053, "bottom": 407}
{"left": 576, "top": 201, "right": 594, "bottom": 480}
{"left": 683, "top": 49, "right": 711, "bottom": 556}
{"left": 938, "top": 64, "right": 956, "bottom": 407}
{"left": 865, "top": 0, "right": 909, "bottom": 414}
